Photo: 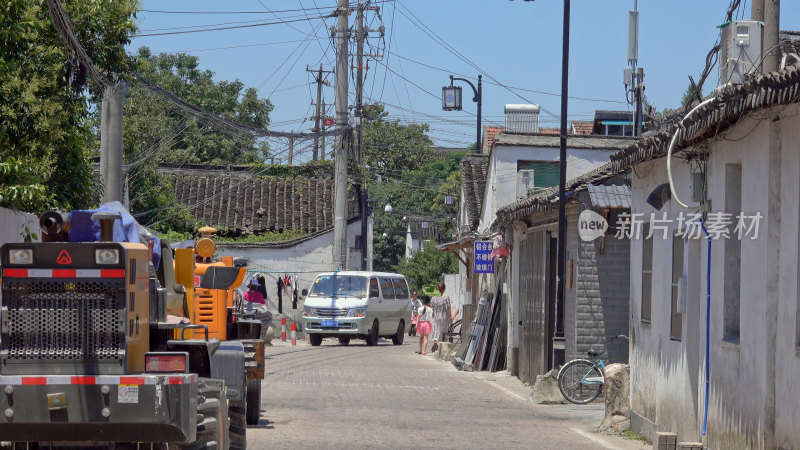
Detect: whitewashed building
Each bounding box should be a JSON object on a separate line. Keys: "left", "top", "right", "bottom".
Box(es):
{"left": 618, "top": 66, "right": 800, "bottom": 448}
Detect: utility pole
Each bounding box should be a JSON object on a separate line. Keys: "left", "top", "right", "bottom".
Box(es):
{"left": 763, "top": 0, "right": 780, "bottom": 73}
{"left": 307, "top": 64, "right": 333, "bottom": 161}
{"left": 100, "top": 82, "right": 126, "bottom": 205}
{"left": 332, "top": 0, "right": 350, "bottom": 270}
{"left": 321, "top": 100, "right": 327, "bottom": 161}
{"left": 556, "top": 0, "right": 570, "bottom": 360}
{"left": 289, "top": 136, "right": 294, "bottom": 165}
{"left": 635, "top": 68, "right": 644, "bottom": 136}
{"left": 624, "top": 0, "right": 642, "bottom": 136}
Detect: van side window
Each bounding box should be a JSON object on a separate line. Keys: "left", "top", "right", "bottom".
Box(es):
{"left": 369, "top": 278, "right": 380, "bottom": 298}
{"left": 379, "top": 277, "right": 396, "bottom": 299}
{"left": 391, "top": 278, "right": 409, "bottom": 299}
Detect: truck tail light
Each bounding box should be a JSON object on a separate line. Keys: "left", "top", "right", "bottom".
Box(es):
{"left": 145, "top": 352, "right": 189, "bottom": 373}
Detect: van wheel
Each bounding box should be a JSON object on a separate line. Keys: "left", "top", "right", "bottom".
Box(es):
{"left": 309, "top": 334, "right": 323, "bottom": 346}
{"left": 338, "top": 336, "right": 350, "bottom": 345}
{"left": 365, "top": 320, "right": 379, "bottom": 346}
{"left": 392, "top": 320, "right": 405, "bottom": 345}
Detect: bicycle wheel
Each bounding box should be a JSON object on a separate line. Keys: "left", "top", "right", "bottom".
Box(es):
{"left": 557, "top": 359, "right": 603, "bottom": 404}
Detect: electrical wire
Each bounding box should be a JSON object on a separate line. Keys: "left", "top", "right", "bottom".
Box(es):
{"left": 133, "top": 15, "right": 331, "bottom": 38}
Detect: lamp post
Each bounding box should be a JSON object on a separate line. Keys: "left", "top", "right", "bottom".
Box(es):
{"left": 443, "top": 74, "right": 482, "bottom": 152}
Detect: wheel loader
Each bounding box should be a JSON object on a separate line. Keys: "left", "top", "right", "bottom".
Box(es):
{"left": 0, "top": 209, "right": 262, "bottom": 449}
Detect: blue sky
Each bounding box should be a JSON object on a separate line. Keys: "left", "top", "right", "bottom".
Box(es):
{"left": 129, "top": 1, "right": 800, "bottom": 162}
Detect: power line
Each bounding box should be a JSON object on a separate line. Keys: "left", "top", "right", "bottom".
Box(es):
{"left": 133, "top": 15, "right": 331, "bottom": 37}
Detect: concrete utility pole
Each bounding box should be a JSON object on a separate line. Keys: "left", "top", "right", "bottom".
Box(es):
{"left": 100, "top": 82, "right": 126, "bottom": 205}
{"left": 332, "top": 0, "right": 350, "bottom": 270}
{"left": 307, "top": 64, "right": 333, "bottom": 161}
{"left": 288, "top": 135, "right": 294, "bottom": 166}
{"left": 321, "top": 100, "right": 327, "bottom": 161}
{"left": 763, "top": 0, "right": 780, "bottom": 73}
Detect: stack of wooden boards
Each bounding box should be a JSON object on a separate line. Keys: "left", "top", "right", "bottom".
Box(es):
{"left": 453, "top": 271, "right": 506, "bottom": 372}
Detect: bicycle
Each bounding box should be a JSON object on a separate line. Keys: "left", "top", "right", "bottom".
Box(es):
{"left": 556, "top": 335, "right": 629, "bottom": 404}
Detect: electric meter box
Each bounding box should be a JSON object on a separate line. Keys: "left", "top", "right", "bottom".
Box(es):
{"left": 719, "top": 20, "right": 763, "bottom": 86}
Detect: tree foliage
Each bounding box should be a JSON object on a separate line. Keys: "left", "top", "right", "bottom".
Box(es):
{"left": 398, "top": 240, "right": 459, "bottom": 293}
{"left": 0, "top": 0, "right": 137, "bottom": 213}
{"left": 97, "top": 48, "right": 275, "bottom": 232}
{"left": 362, "top": 103, "right": 437, "bottom": 177}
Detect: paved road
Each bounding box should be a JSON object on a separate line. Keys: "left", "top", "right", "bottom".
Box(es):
{"left": 246, "top": 338, "right": 646, "bottom": 450}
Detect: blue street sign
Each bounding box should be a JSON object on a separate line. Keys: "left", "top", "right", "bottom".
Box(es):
{"left": 474, "top": 241, "right": 494, "bottom": 274}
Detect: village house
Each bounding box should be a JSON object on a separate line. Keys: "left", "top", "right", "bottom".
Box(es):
{"left": 159, "top": 163, "right": 370, "bottom": 325}
{"left": 608, "top": 64, "right": 800, "bottom": 448}
{"left": 494, "top": 171, "right": 632, "bottom": 384}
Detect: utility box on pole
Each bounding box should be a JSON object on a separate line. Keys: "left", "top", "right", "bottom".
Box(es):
{"left": 719, "top": 20, "right": 764, "bottom": 85}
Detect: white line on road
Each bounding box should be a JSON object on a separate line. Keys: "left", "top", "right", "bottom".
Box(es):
{"left": 481, "top": 379, "right": 528, "bottom": 402}
{"left": 570, "top": 427, "right": 618, "bottom": 449}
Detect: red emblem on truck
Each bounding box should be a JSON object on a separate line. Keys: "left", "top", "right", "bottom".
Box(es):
{"left": 56, "top": 250, "right": 72, "bottom": 265}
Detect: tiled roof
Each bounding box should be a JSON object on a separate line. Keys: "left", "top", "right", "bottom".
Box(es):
{"left": 571, "top": 121, "right": 593, "bottom": 135}
{"left": 538, "top": 128, "right": 561, "bottom": 135}
{"left": 496, "top": 64, "right": 800, "bottom": 228}
{"left": 485, "top": 127, "right": 503, "bottom": 153}
{"left": 492, "top": 132, "right": 637, "bottom": 150}
{"left": 460, "top": 154, "right": 489, "bottom": 232}
{"left": 588, "top": 184, "right": 631, "bottom": 209}
{"left": 159, "top": 167, "right": 358, "bottom": 235}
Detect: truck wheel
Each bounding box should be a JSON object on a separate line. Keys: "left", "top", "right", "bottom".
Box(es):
{"left": 245, "top": 379, "right": 262, "bottom": 425}
{"left": 309, "top": 334, "right": 323, "bottom": 346}
{"left": 228, "top": 383, "right": 247, "bottom": 450}
{"left": 179, "top": 379, "right": 225, "bottom": 450}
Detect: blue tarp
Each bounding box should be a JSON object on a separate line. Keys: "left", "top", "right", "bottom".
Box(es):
{"left": 67, "top": 201, "right": 162, "bottom": 270}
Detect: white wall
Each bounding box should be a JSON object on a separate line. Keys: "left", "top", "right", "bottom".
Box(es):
{"left": 217, "top": 220, "right": 367, "bottom": 328}
{"left": 478, "top": 146, "right": 615, "bottom": 232}
{"left": 629, "top": 104, "right": 800, "bottom": 449}
{"left": 0, "top": 207, "right": 39, "bottom": 245}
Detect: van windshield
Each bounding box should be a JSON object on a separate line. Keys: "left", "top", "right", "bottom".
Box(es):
{"left": 308, "top": 275, "right": 368, "bottom": 298}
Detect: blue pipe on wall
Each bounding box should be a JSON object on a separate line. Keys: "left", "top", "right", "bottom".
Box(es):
{"left": 701, "top": 219, "right": 711, "bottom": 436}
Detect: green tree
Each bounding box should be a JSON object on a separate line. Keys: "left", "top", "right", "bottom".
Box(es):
{"left": 0, "top": 0, "right": 137, "bottom": 212}
{"left": 372, "top": 213, "right": 406, "bottom": 272}
{"left": 99, "top": 48, "right": 275, "bottom": 231}
{"left": 362, "top": 103, "right": 437, "bottom": 177}
{"left": 398, "top": 240, "right": 459, "bottom": 293}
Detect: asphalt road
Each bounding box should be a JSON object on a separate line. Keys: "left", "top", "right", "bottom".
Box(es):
{"left": 245, "top": 337, "right": 646, "bottom": 450}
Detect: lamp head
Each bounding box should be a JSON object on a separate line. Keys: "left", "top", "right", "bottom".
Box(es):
{"left": 646, "top": 183, "right": 672, "bottom": 210}
{"left": 384, "top": 203, "right": 393, "bottom": 213}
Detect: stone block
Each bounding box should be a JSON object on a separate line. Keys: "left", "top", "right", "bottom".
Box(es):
{"left": 654, "top": 432, "right": 677, "bottom": 450}
{"left": 530, "top": 369, "right": 567, "bottom": 404}
{"left": 594, "top": 363, "right": 631, "bottom": 434}
{"left": 677, "top": 443, "right": 703, "bottom": 450}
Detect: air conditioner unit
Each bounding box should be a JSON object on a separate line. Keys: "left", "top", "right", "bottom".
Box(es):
{"left": 719, "top": 20, "right": 763, "bottom": 85}
{"left": 517, "top": 169, "right": 535, "bottom": 199}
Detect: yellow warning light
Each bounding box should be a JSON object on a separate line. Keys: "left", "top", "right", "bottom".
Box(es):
{"left": 195, "top": 238, "right": 216, "bottom": 258}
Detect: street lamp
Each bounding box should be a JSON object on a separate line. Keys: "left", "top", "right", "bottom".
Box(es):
{"left": 442, "top": 74, "right": 482, "bottom": 152}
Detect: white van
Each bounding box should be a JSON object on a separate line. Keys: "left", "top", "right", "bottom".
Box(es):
{"left": 301, "top": 271, "right": 412, "bottom": 346}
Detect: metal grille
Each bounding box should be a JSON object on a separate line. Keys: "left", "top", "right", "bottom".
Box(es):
{"left": 316, "top": 308, "right": 346, "bottom": 318}
{"left": 2, "top": 279, "right": 124, "bottom": 361}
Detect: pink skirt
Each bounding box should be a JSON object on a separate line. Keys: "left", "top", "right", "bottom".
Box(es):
{"left": 417, "top": 321, "right": 432, "bottom": 335}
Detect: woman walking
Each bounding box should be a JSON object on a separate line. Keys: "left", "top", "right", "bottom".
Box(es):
{"left": 415, "top": 296, "right": 433, "bottom": 355}
{"left": 430, "top": 282, "right": 453, "bottom": 353}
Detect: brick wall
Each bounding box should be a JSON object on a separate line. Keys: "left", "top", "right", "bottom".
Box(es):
{"left": 568, "top": 209, "right": 630, "bottom": 363}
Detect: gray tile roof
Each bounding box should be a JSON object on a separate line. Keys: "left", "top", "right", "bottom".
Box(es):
{"left": 495, "top": 63, "right": 800, "bottom": 229}
{"left": 159, "top": 167, "right": 359, "bottom": 235}
{"left": 460, "top": 154, "right": 489, "bottom": 232}
{"left": 588, "top": 184, "right": 631, "bottom": 209}
{"left": 492, "top": 132, "right": 637, "bottom": 150}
